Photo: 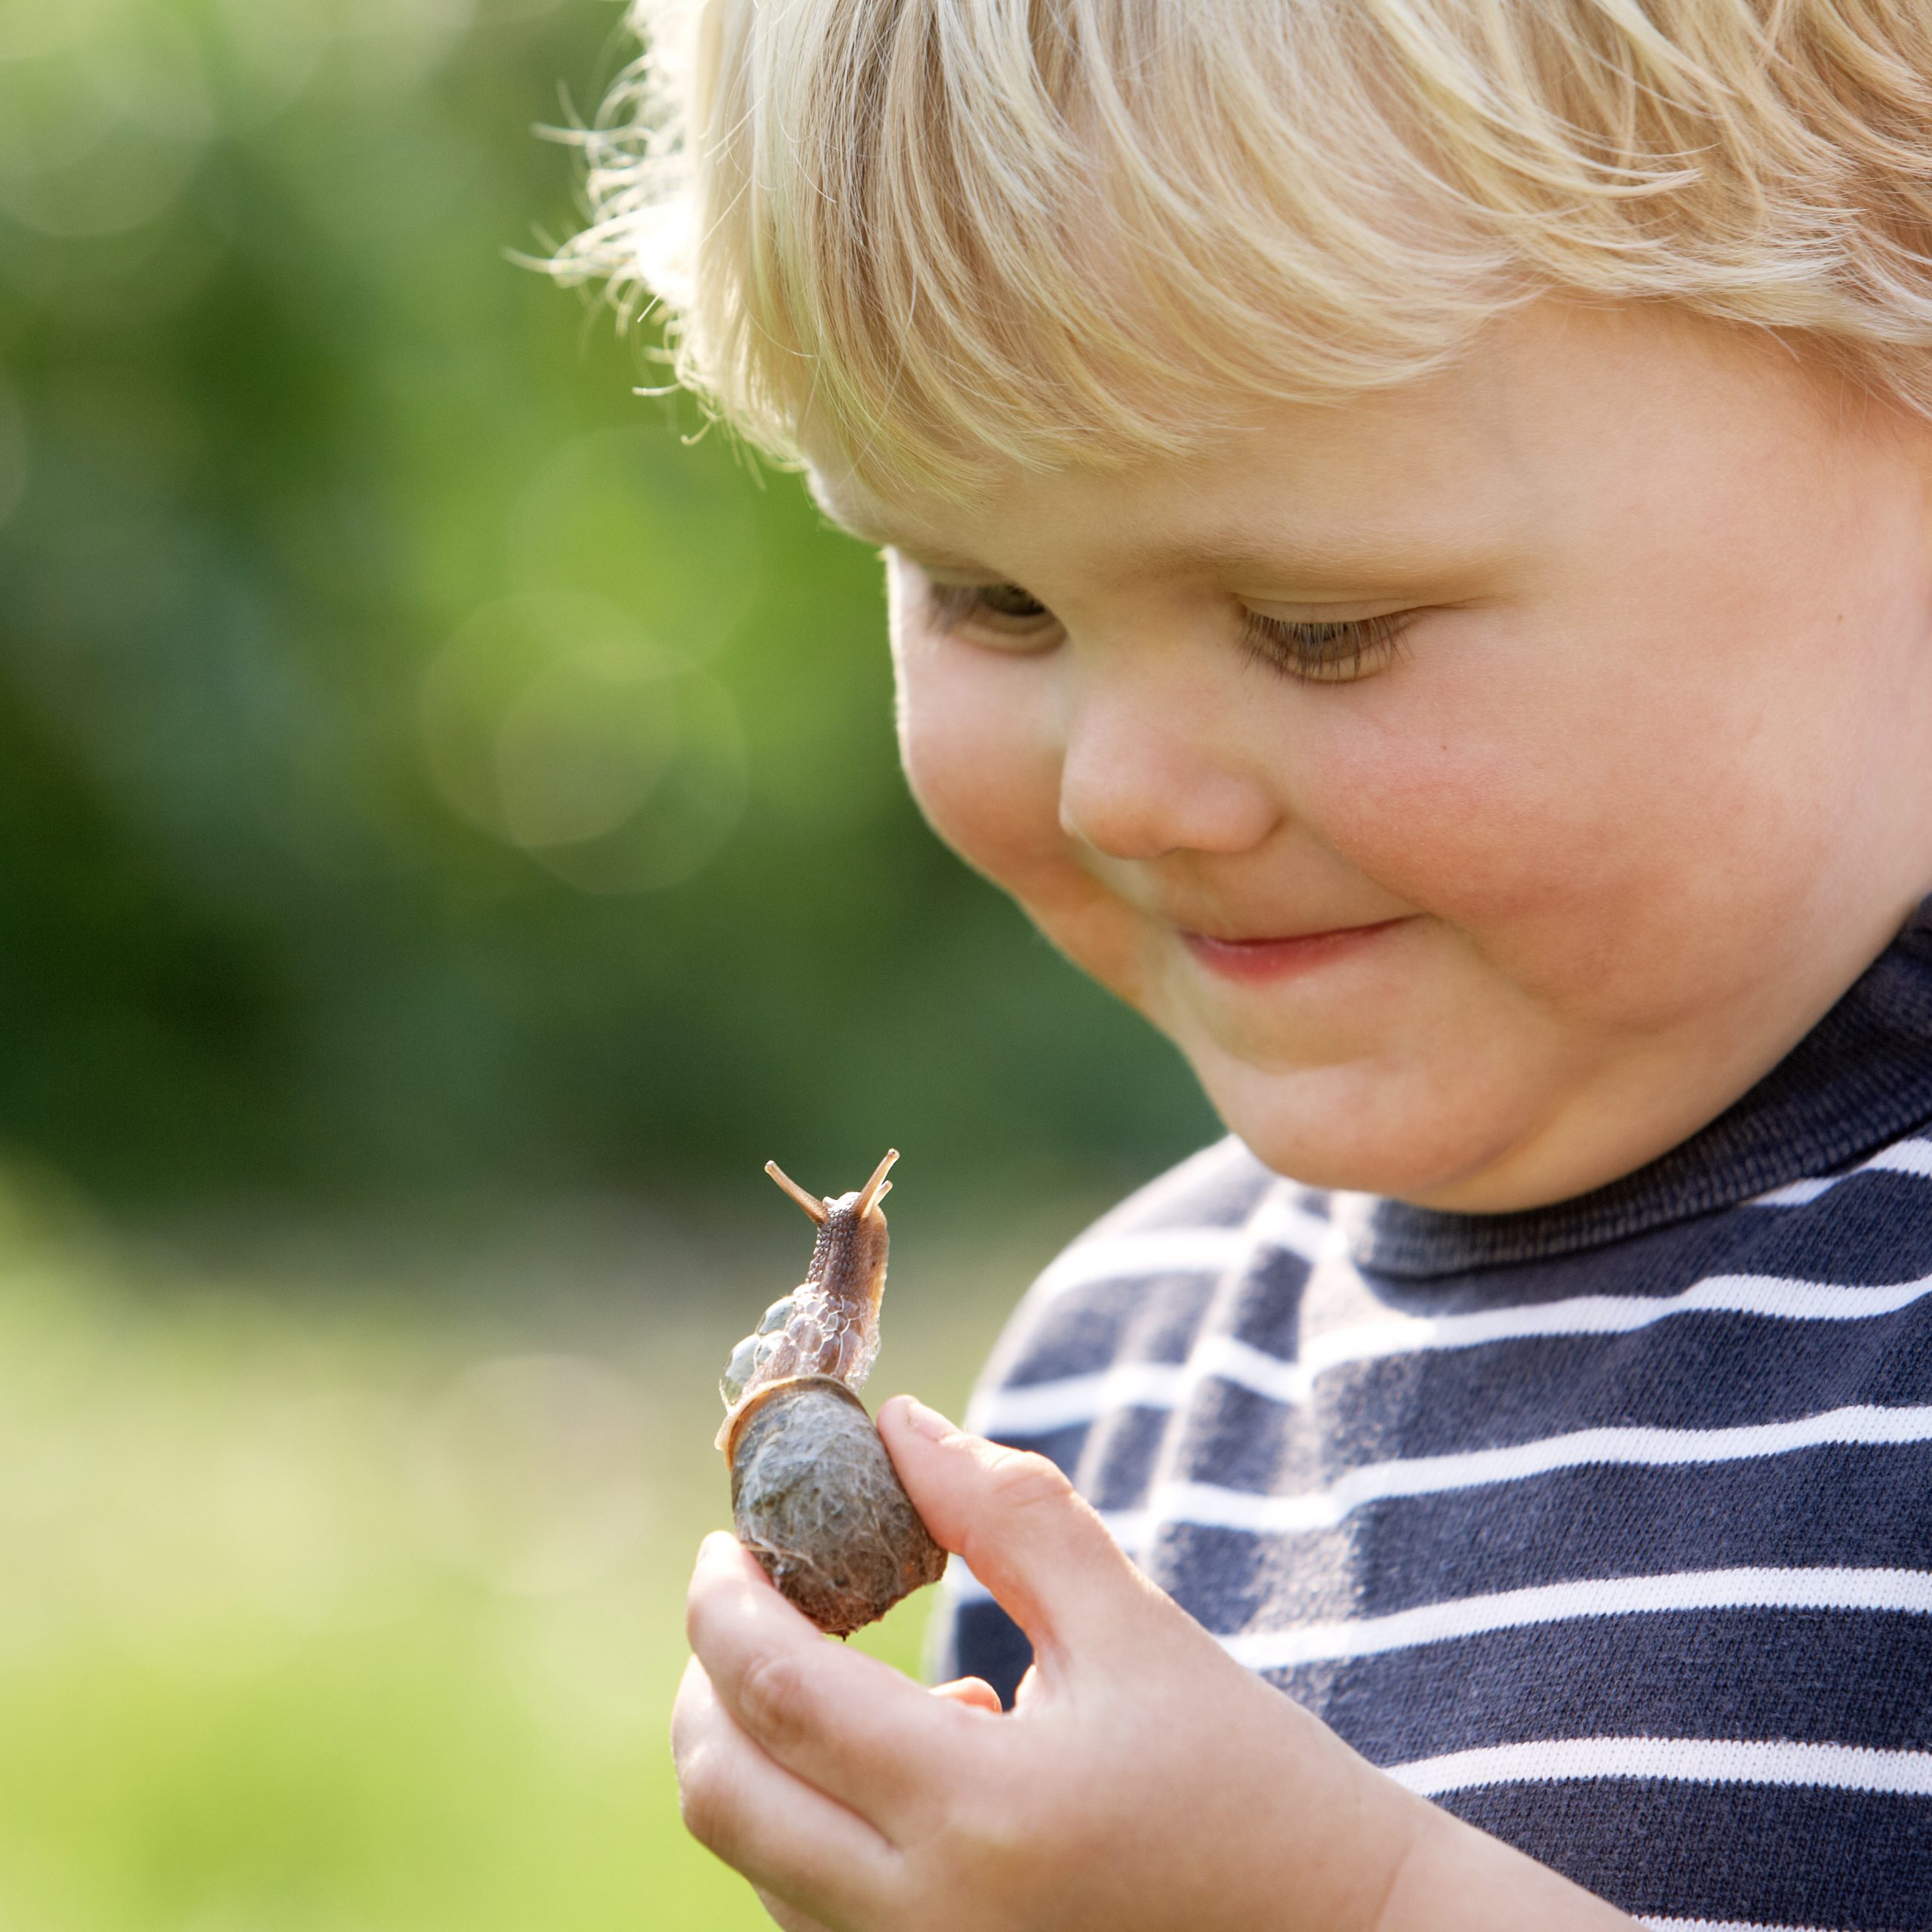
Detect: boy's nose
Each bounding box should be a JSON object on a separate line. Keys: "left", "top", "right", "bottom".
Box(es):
{"left": 1057, "top": 680, "right": 1279, "bottom": 862}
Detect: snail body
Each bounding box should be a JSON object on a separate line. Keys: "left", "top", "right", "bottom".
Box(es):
{"left": 718, "top": 1150, "right": 946, "bottom": 1635}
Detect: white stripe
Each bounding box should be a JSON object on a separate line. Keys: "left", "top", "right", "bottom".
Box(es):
{"left": 969, "top": 1360, "right": 1189, "bottom": 1435}
{"left": 1850, "top": 1138, "right": 1932, "bottom": 1179}
{"left": 1021, "top": 1186, "right": 1338, "bottom": 1313}
{"left": 1296, "top": 1268, "right": 1932, "bottom": 1383}
{"left": 1388, "top": 1734, "right": 1932, "bottom": 1798}
{"left": 1750, "top": 1177, "right": 1836, "bottom": 1208}
{"left": 1024, "top": 1229, "right": 1254, "bottom": 1306}
{"left": 1244, "top": 1189, "right": 1341, "bottom": 1266}
{"left": 968, "top": 1331, "right": 1311, "bottom": 1436}
{"left": 944, "top": 1407, "right": 1932, "bottom": 1607}
{"left": 1641, "top": 1921, "right": 1838, "bottom": 1932}
{"left": 970, "top": 1266, "right": 1932, "bottom": 1438}
{"left": 1220, "top": 1565, "right": 1932, "bottom": 1671}
{"left": 1149, "top": 1403, "right": 1932, "bottom": 1537}
{"left": 1749, "top": 1137, "right": 1932, "bottom": 1208}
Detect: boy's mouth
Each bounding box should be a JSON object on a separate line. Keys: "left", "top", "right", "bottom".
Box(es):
{"left": 1179, "top": 918, "right": 1411, "bottom": 985}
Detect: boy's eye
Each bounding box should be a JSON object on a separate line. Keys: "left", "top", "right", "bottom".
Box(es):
{"left": 928, "top": 581, "right": 1058, "bottom": 643}
{"left": 968, "top": 583, "right": 1049, "bottom": 620}
{"left": 1239, "top": 610, "right": 1413, "bottom": 684}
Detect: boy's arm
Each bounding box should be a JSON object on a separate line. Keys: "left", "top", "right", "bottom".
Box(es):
{"left": 675, "top": 1398, "right": 1638, "bottom": 1932}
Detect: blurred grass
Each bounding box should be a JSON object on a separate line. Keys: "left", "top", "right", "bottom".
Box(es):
{"left": 0, "top": 1173, "right": 1104, "bottom": 1930}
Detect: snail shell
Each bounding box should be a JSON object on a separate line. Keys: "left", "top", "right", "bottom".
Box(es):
{"left": 718, "top": 1150, "right": 946, "bottom": 1636}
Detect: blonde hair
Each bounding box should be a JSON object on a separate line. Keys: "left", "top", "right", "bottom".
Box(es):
{"left": 558, "top": 0, "right": 1932, "bottom": 496}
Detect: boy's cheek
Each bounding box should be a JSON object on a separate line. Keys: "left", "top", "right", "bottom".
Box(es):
{"left": 897, "top": 683, "right": 1164, "bottom": 1003}
{"left": 1294, "top": 675, "right": 1841, "bottom": 1038}
{"left": 895, "top": 657, "right": 1065, "bottom": 880}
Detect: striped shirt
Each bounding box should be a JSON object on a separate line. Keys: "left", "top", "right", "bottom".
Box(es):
{"left": 931, "top": 897, "right": 1932, "bottom": 1931}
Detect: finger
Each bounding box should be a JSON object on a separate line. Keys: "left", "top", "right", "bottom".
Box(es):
{"left": 930, "top": 1675, "right": 1004, "bottom": 1714}
{"left": 672, "top": 1657, "right": 897, "bottom": 1924}
{"left": 878, "top": 1396, "right": 1169, "bottom": 1662}
{"left": 687, "top": 1533, "right": 982, "bottom": 1829}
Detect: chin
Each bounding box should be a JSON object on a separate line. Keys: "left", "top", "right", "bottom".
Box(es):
{"left": 1232, "top": 1124, "right": 1488, "bottom": 1203}
{"left": 1198, "top": 1058, "right": 1536, "bottom": 1207}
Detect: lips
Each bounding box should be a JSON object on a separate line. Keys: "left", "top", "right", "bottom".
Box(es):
{"left": 1180, "top": 918, "right": 1409, "bottom": 985}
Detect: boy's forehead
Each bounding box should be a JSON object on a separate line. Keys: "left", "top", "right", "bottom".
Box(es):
{"left": 802, "top": 395, "right": 1524, "bottom": 588}
{"left": 800, "top": 306, "right": 1857, "bottom": 586}
{"left": 798, "top": 321, "right": 1560, "bottom": 573}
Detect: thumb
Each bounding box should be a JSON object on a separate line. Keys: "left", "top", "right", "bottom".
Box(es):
{"left": 878, "top": 1395, "right": 1164, "bottom": 1664}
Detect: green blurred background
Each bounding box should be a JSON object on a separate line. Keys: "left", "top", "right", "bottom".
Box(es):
{"left": 0, "top": 1, "right": 1216, "bottom": 1926}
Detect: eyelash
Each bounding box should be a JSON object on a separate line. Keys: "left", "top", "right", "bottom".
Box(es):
{"left": 928, "top": 583, "right": 1051, "bottom": 632}
{"left": 928, "top": 583, "right": 1410, "bottom": 684}
{"left": 1239, "top": 611, "right": 1411, "bottom": 683}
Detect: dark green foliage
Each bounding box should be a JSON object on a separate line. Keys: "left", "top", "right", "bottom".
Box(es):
{"left": 0, "top": 0, "right": 1216, "bottom": 1207}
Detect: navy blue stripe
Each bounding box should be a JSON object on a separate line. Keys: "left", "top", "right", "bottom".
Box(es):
{"left": 1284, "top": 1611, "right": 1932, "bottom": 1757}
{"left": 1147, "top": 1445, "right": 1932, "bottom": 1630}
{"left": 1354, "top": 1309, "right": 1932, "bottom": 1452}
{"left": 1441, "top": 1780, "right": 1932, "bottom": 1930}
{"left": 1157, "top": 1313, "right": 1932, "bottom": 1466}
{"left": 1358, "top": 1170, "right": 1932, "bottom": 1311}
{"left": 995, "top": 1337, "right": 1932, "bottom": 1496}
{"left": 940, "top": 1598, "right": 1032, "bottom": 1709}
{"left": 995, "top": 1271, "right": 1223, "bottom": 1386}
{"left": 1071, "top": 1404, "right": 1175, "bottom": 1510}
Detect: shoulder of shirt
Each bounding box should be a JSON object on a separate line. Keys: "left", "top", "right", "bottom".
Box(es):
{"left": 964, "top": 1114, "right": 1932, "bottom": 1411}
{"left": 1742, "top": 1115, "right": 1932, "bottom": 1211}
{"left": 1069, "top": 1134, "right": 1289, "bottom": 1242}
{"left": 1718, "top": 1115, "right": 1932, "bottom": 1281}
{"left": 966, "top": 1138, "right": 1323, "bottom": 1399}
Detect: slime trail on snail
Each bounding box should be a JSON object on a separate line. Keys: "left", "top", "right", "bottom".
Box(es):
{"left": 717, "top": 1151, "right": 947, "bottom": 1635}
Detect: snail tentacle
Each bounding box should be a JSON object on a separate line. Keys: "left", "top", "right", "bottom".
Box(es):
{"left": 764, "top": 1160, "right": 829, "bottom": 1223}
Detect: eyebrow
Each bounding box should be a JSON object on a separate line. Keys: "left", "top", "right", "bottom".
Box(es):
{"left": 1147, "top": 529, "right": 1493, "bottom": 585}
{"left": 808, "top": 478, "right": 1511, "bottom": 588}
{"left": 860, "top": 532, "right": 995, "bottom": 574}
{"left": 809, "top": 496, "right": 990, "bottom": 571}
{"left": 844, "top": 525, "right": 1488, "bottom": 592}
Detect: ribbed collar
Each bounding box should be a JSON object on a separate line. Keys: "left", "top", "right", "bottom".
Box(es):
{"left": 1349, "top": 897, "right": 1932, "bottom": 1280}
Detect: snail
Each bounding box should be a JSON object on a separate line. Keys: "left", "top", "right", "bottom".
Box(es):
{"left": 717, "top": 1149, "right": 947, "bottom": 1635}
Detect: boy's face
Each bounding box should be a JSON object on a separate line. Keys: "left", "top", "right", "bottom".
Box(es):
{"left": 818, "top": 306, "right": 1932, "bottom": 1211}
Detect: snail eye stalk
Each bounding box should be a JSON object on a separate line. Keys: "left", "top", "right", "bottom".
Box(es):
{"left": 764, "top": 1159, "right": 829, "bottom": 1223}
{"left": 856, "top": 1148, "right": 899, "bottom": 1217}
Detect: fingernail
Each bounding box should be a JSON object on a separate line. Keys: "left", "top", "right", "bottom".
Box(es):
{"left": 897, "top": 1395, "right": 955, "bottom": 1441}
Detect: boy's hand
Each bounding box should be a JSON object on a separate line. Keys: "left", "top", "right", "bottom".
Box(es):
{"left": 674, "top": 1398, "right": 1636, "bottom": 1932}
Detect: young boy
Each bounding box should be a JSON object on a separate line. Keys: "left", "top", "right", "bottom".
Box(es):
{"left": 566, "top": 2, "right": 1932, "bottom": 1924}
